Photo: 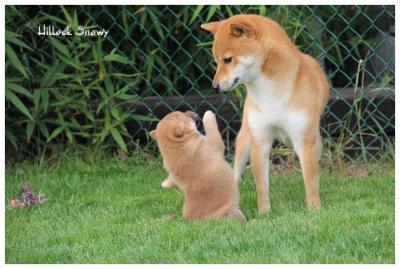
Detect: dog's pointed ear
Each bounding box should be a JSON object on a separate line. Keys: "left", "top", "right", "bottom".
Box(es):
{"left": 149, "top": 130, "right": 157, "bottom": 141}
{"left": 230, "top": 22, "right": 255, "bottom": 38}
{"left": 201, "top": 21, "right": 221, "bottom": 34}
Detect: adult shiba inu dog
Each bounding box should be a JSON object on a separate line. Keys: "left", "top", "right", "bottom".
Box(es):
{"left": 201, "top": 14, "right": 329, "bottom": 213}
{"left": 150, "top": 111, "right": 245, "bottom": 222}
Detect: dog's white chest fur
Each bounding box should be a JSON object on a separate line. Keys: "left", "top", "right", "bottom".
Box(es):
{"left": 246, "top": 77, "right": 307, "bottom": 147}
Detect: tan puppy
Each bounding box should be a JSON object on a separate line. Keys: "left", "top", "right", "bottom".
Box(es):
{"left": 150, "top": 111, "right": 245, "bottom": 222}
{"left": 201, "top": 15, "right": 329, "bottom": 213}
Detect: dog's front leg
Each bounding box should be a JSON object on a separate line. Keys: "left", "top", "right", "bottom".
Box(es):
{"left": 250, "top": 136, "right": 273, "bottom": 213}
{"left": 233, "top": 123, "right": 251, "bottom": 184}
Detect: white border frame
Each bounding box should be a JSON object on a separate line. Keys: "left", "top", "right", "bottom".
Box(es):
{"left": 1, "top": 1, "right": 398, "bottom": 267}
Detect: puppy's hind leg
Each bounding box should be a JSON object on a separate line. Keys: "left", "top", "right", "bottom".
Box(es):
{"left": 161, "top": 160, "right": 176, "bottom": 188}
{"left": 225, "top": 206, "right": 246, "bottom": 223}
{"left": 161, "top": 174, "right": 176, "bottom": 188}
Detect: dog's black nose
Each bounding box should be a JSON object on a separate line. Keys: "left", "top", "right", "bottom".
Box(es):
{"left": 212, "top": 83, "right": 219, "bottom": 91}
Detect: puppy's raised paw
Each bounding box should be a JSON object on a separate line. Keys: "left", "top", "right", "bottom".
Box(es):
{"left": 203, "top": 110, "right": 215, "bottom": 122}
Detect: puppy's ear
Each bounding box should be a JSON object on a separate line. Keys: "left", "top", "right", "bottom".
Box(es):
{"left": 201, "top": 21, "right": 221, "bottom": 34}
{"left": 230, "top": 22, "right": 256, "bottom": 39}
{"left": 149, "top": 130, "right": 157, "bottom": 141}
{"left": 173, "top": 125, "right": 184, "bottom": 139}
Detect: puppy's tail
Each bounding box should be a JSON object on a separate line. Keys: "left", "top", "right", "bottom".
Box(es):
{"left": 225, "top": 205, "right": 246, "bottom": 223}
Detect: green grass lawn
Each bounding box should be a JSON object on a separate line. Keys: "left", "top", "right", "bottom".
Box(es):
{"left": 5, "top": 154, "right": 395, "bottom": 263}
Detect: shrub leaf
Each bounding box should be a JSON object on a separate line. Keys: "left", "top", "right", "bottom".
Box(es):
{"left": 110, "top": 128, "right": 127, "bottom": 152}
{"left": 5, "top": 89, "right": 33, "bottom": 120}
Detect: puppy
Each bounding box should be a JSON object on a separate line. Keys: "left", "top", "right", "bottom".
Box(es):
{"left": 150, "top": 111, "right": 245, "bottom": 222}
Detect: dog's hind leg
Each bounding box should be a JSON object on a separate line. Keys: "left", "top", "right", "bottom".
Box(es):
{"left": 250, "top": 135, "right": 273, "bottom": 214}
{"left": 294, "top": 131, "right": 321, "bottom": 209}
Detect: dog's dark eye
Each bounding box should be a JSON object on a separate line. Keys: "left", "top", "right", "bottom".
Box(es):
{"left": 223, "top": 57, "right": 232, "bottom": 64}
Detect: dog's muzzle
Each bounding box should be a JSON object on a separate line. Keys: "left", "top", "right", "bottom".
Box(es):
{"left": 185, "top": 111, "right": 199, "bottom": 121}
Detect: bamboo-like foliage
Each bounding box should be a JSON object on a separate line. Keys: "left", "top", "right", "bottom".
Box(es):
{"left": 5, "top": 6, "right": 154, "bottom": 159}
{"left": 5, "top": 5, "right": 394, "bottom": 162}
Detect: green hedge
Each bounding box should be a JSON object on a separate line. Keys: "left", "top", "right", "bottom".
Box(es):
{"left": 5, "top": 5, "right": 394, "bottom": 161}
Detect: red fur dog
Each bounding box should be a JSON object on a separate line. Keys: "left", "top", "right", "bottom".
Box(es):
{"left": 202, "top": 14, "right": 329, "bottom": 213}
{"left": 150, "top": 111, "right": 245, "bottom": 222}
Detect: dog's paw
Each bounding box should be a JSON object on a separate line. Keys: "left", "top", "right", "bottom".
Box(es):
{"left": 203, "top": 110, "right": 215, "bottom": 122}
{"left": 161, "top": 179, "right": 174, "bottom": 188}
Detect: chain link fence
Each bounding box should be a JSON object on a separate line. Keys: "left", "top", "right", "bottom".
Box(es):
{"left": 5, "top": 5, "right": 395, "bottom": 163}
